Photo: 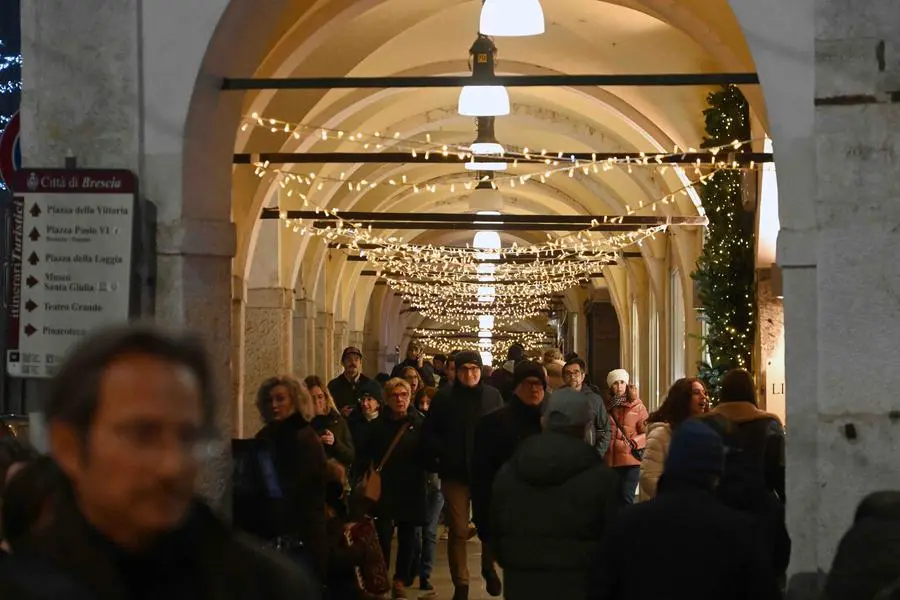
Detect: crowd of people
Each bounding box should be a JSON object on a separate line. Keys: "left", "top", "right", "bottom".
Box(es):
{"left": 0, "top": 326, "right": 897, "bottom": 600}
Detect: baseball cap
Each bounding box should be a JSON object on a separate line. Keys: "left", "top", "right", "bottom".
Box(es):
{"left": 341, "top": 346, "right": 363, "bottom": 362}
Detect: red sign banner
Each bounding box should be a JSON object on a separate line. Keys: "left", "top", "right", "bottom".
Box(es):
{"left": 10, "top": 169, "right": 137, "bottom": 195}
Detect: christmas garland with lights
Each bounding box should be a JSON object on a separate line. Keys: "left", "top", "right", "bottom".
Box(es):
{"left": 691, "top": 85, "right": 755, "bottom": 401}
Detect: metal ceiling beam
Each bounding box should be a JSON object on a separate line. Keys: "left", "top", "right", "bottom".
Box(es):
{"left": 222, "top": 73, "right": 759, "bottom": 90}
{"left": 263, "top": 209, "right": 704, "bottom": 226}
{"left": 234, "top": 151, "right": 772, "bottom": 165}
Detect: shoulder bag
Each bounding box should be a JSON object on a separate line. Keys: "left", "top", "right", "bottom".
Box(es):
{"left": 360, "top": 421, "right": 411, "bottom": 504}
{"left": 609, "top": 410, "right": 644, "bottom": 461}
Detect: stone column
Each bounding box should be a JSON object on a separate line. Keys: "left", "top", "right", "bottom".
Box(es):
{"left": 243, "top": 288, "right": 294, "bottom": 437}
{"left": 293, "top": 299, "right": 316, "bottom": 377}
{"left": 757, "top": 272, "right": 786, "bottom": 422}
{"left": 231, "top": 276, "right": 246, "bottom": 438}
{"left": 333, "top": 321, "right": 348, "bottom": 381}
{"left": 316, "top": 312, "right": 335, "bottom": 377}
{"left": 349, "top": 330, "right": 364, "bottom": 352}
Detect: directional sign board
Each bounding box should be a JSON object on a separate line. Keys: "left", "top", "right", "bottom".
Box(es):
{"left": 6, "top": 169, "right": 136, "bottom": 378}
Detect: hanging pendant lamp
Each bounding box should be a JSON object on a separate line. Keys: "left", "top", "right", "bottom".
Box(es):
{"left": 458, "top": 35, "right": 510, "bottom": 117}
{"left": 480, "top": 0, "right": 545, "bottom": 37}
{"left": 470, "top": 116, "right": 506, "bottom": 156}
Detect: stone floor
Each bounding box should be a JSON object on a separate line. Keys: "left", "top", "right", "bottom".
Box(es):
{"left": 394, "top": 537, "right": 498, "bottom": 600}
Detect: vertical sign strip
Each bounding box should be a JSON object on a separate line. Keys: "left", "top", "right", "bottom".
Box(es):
{"left": 8, "top": 194, "right": 22, "bottom": 349}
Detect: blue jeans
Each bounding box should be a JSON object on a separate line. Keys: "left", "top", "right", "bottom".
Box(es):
{"left": 419, "top": 485, "right": 445, "bottom": 582}
{"left": 614, "top": 465, "right": 640, "bottom": 504}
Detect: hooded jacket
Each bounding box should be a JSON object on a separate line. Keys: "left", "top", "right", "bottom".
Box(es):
{"left": 491, "top": 432, "right": 620, "bottom": 600}
{"left": 638, "top": 421, "right": 672, "bottom": 501}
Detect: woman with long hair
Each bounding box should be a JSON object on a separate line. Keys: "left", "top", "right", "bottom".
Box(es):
{"left": 604, "top": 369, "right": 649, "bottom": 505}
{"left": 638, "top": 377, "right": 708, "bottom": 501}
{"left": 400, "top": 365, "right": 423, "bottom": 399}
{"left": 306, "top": 375, "right": 355, "bottom": 469}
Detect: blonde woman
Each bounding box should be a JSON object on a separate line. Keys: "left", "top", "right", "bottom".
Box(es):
{"left": 254, "top": 375, "right": 328, "bottom": 579}
{"left": 305, "top": 375, "right": 355, "bottom": 469}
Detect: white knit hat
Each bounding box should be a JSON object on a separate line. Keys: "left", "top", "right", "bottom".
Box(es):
{"left": 607, "top": 368, "right": 630, "bottom": 388}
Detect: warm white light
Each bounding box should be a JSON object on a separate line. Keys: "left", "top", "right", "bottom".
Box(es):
{"left": 478, "top": 286, "right": 496, "bottom": 302}
{"left": 470, "top": 142, "right": 506, "bottom": 156}
{"left": 477, "top": 262, "right": 497, "bottom": 275}
{"left": 458, "top": 85, "right": 510, "bottom": 117}
{"left": 468, "top": 188, "right": 504, "bottom": 213}
{"left": 479, "top": 315, "right": 495, "bottom": 330}
{"left": 478, "top": 330, "right": 493, "bottom": 339}
{"left": 480, "top": 0, "right": 545, "bottom": 37}
{"left": 473, "top": 231, "right": 502, "bottom": 250}
{"left": 480, "top": 351, "right": 493, "bottom": 367}
{"left": 465, "top": 160, "right": 507, "bottom": 171}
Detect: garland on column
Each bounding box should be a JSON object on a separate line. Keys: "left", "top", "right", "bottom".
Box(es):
{"left": 691, "top": 85, "right": 755, "bottom": 402}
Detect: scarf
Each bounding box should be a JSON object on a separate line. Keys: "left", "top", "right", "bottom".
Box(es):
{"left": 611, "top": 394, "right": 629, "bottom": 409}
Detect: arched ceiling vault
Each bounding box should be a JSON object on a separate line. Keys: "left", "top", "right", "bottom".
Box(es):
{"left": 233, "top": 0, "right": 762, "bottom": 334}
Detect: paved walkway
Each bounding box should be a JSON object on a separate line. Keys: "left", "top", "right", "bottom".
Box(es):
{"left": 396, "top": 537, "right": 499, "bottom": 600}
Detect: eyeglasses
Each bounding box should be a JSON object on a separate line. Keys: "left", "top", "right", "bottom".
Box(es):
{"left": 458, "top": 365, "right": 481, "bottom": 374}
{"left": 563, "top": 370, "right": 582, "bottom": 378}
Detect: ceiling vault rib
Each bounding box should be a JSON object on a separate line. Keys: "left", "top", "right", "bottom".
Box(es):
{"left": 222, "top": 73, "right": 759, "bottom": 90}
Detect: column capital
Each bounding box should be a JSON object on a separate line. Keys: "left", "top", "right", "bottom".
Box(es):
{"left": 246, "top": 287, "right": 293, "bottom": 308}
{"left": 293, "top": 298, "right": 316, "bottom": 318}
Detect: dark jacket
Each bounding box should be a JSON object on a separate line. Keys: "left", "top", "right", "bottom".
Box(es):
{"left": 471, "top": 397, "right": 544, "bottom": 541}
{"left": 255, "top": 413, "right": 328, "bottom": 580}
{"left": 825, "top": 518, "right": 900, "bottom": 600}
{"left": 590, "top": 476, "right": 781, "bottom": 600}
{"left": 488, "top": 361, "right": 517, "bottom": 403}
{"left": 311, "top": 410, "right": 355, "bottom": 468}
{"left": 421, "top": 381, "right": 504, "bottom": 484}
{"left": 328, "top": 374, "right": 378, "bottom": 413}
{"left": 491, "top": 432, "right": 620, "bottom": 600}
{"left": 0, "top": 481, "right": 320, "bottom": 600}
{"left": 358, "top": 410, "right": 428, "bottom": 524}
{"left": 391, "top": 359, "right": 436, "bottom": 387}
{"left": 347, "top": 410, "right": 380, "bottom": 483}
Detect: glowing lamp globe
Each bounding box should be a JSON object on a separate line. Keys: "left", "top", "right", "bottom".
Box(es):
{"left": 480, "top": 0, "right": 545, "bottom": 37}
{"left": 458, "top": 85, "right": 510, "bottom": 117}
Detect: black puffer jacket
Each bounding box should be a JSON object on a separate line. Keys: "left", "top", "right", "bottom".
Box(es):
{"left": 491, "top": 432, "right": 620, "bottom": 600}
{"left": 421, "top": 382, "right": 503, "bottom": 484}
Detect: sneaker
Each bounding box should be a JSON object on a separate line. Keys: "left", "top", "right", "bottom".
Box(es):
{"left": 483, "top": 568, "right": 502, "bottom": 597}
{"left": 452, "top": 584, "right": 469, "bottom": 600}
{"left": 392, "top": 580, "right": 408, "bottom": 599}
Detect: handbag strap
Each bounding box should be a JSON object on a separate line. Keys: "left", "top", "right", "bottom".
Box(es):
{"left": 609, "top": 409, "right": 637, "bottom": 450}
{"left": 374, "top": 422, "right": 411, "bottom": 473}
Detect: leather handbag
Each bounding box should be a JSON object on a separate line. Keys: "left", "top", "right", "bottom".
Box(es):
{"left": 361, "top": 422, "right": 410, "bottom": 504}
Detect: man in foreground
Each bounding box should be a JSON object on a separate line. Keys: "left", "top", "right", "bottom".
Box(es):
{"left": 0, "top": 325, "right": 319, "bottom": 599}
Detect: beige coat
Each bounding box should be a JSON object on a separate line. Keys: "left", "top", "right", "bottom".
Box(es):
{"left": 638, "top": 422, "right": 672, "bottom": 502}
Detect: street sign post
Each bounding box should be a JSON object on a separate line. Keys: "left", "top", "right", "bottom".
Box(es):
{"left": 6, "top": 168, "right": 136, "bottom": 378}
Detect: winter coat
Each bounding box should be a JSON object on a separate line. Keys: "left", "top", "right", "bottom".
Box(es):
{"left": 311, "top": 410, "right": 355, "bottom": 468}
{"left": 328, "top": 373, "right": 379, "bottom": 413}
{"left": 700, "top": 401, "right": 786, "bottom": 502}
{"left": 421, "top": 382, "right": 504, "bottom": 484}
{"left": 358, "top": 410, "right": 428, "bottom": 524}
{"left": 471, "top": 398, "right": 544, "bottom": 542}
{"left": 638, "top": 422, "right": 672, "bottom": 501}
{"left": 579, "top": 388, "right": 611, "bottom": 459}
{"left": 0, "top": 477, "right": 321, "bottom": 600}
{"left": 825, "top": 518, "right": 900, "bottom": 600}
{"left": 488, "top": 361, "right": 517, "bottom": 403}
{"left": 589, "top": 478, "right": 781, "bottom": 600}
{"left": 347, "top": 410, "right": 380, "bottom": 483}
{"left": 491, "top": 432, "right": 621, "bottom": 600}
{"left": 605, "top": 399, "right": 649, "bottom": 468}
{"left": 255, "top": 413, "right": 329, "bottom": 579}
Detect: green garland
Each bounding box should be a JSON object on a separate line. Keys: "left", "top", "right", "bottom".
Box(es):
{"left": 691, "top": 85, "right": 755, "bottom": 402}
